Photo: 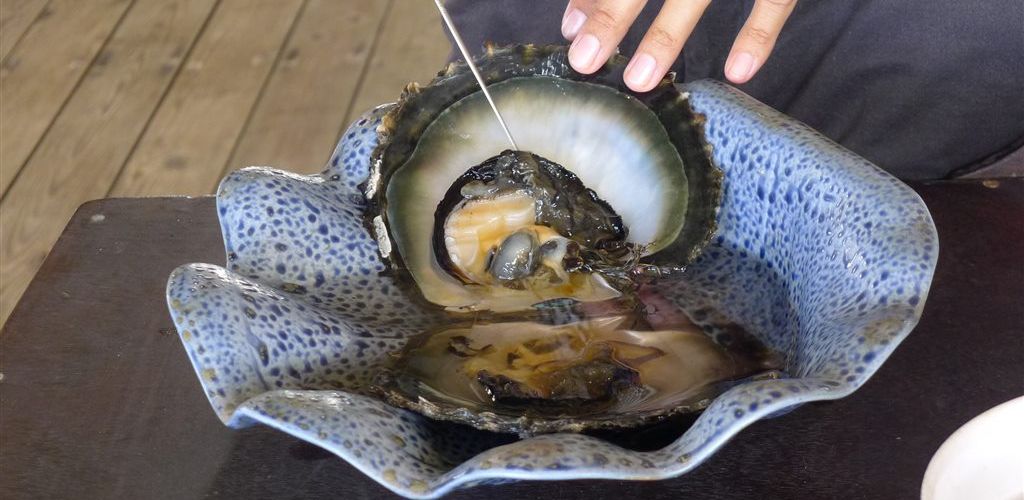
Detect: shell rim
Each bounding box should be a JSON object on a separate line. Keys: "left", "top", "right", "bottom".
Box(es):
{"left": 361, "top": 44, "right": 723, "bottom": 293}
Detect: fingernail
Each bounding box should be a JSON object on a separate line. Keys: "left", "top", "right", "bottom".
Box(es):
{"left": 625, "top": 53, "right": 657, "bottom": 90}
{"left": 725, "top": 52, "right": 757, "bottom": 83}
{"left": 568, "top": 33, "right": 600, "bottom": 71}
{"left": 561, "top": 8, "right": 586, "bottom": 39}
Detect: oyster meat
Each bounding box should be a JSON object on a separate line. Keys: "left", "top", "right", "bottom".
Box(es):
{"left": 364, "top": 45, "right": 722, "bottom": 312}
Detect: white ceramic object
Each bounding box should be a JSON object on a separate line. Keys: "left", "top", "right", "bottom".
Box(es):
{"left": 921, "top": 396, "right": 1024, "bottom": 500}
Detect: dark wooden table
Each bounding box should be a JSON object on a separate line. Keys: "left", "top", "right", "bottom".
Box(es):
{"left": 2, "top": 179, "right": 1022, "bottom": 500}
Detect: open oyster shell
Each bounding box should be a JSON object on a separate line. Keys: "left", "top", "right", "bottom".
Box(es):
{"left": 374, "top": 312, "right": 778, "bottom": 436}
{"left": 363, "top": 45, "right": 722, "bottom": 312}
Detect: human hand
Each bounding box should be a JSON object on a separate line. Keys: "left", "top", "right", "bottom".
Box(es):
{"left": 561, "top": 0, "right": 797, "bottom": 91}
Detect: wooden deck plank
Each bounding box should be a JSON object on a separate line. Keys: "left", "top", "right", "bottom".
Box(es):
{"left": 0, "top": 0, "right": 216, "bottom": 325}
{"left": 0, "top": 0, "right": 49, "bottom": 61}
{"left": 343, "top": 0, "right": 450, "bottom": 125}
{"left": 108, "top": 0, "right": 304, "bottom": 197}
{"left": 0, "top": 0, "right": 133, "bottom": 195}
{"left": 222, "top": 0, "right": 388, "bottom": 178}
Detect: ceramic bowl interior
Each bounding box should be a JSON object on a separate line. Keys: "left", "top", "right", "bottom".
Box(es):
{"left": 168, "top": 79, "right": 937, "bottom": 498}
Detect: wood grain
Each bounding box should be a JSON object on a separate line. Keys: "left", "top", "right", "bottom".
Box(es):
{"left": 344, "top": 0, "right": 450, "bottom": 125}
{"left": 108, "top": 0, "right": 304, "bottom": 197}
{"left": 222, "top": 0, "right": 389, "bottom": 178}
{"left": 0, "top": 0, "right": 132, "bottom": 195}
{"left": 0, "top": 0, "right": 215, "bottom": 324}
{"left": 0, "top": 0, "right": 49, "bottom": 61}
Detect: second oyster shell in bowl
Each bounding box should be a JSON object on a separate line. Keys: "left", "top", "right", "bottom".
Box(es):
{"left": 376, "top": 310, "right": 782, "bottom": 436}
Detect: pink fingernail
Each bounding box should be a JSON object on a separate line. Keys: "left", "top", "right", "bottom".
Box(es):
{"left": 725, "top": 52, "right": 757, "bottom": 83}
{"left": 561, "top": 8, "right": 586, "bottom": 39}
{"left": 625, "top": 53, "right": 657, "bottom": 90}
{"left": 568, "top": 33, "right": 600, "bottom": 71}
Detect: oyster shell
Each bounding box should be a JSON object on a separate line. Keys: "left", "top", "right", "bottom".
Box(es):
{"left": 364, "top": 45, "right": 722, "bottom": 312}
{"left": 374, "top": 311, "right": 777, "bottom": 436}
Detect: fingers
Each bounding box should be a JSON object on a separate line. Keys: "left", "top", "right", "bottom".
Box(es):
{"left": 562, "top": 0, "right": 648, "bottom": 74}
{"left": 561, "top": 1, "right": 587, "bottom": 39}
{"left": 724, "top": 0, "right": 797, "bottom": 84}
{"left": 624, "top": 0, "right": 711, "bottom": 92}
{"left": 565, "top": 0, "right": 795, "bottom": 87}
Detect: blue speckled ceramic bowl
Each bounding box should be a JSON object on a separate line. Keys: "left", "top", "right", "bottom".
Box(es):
{"left": 167, "top": 80, "right": 937, "bottom": 498}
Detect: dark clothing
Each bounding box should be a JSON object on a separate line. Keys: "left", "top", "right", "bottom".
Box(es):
{"left": 443, "top": 0, "right": 1024, "bottom": 180}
